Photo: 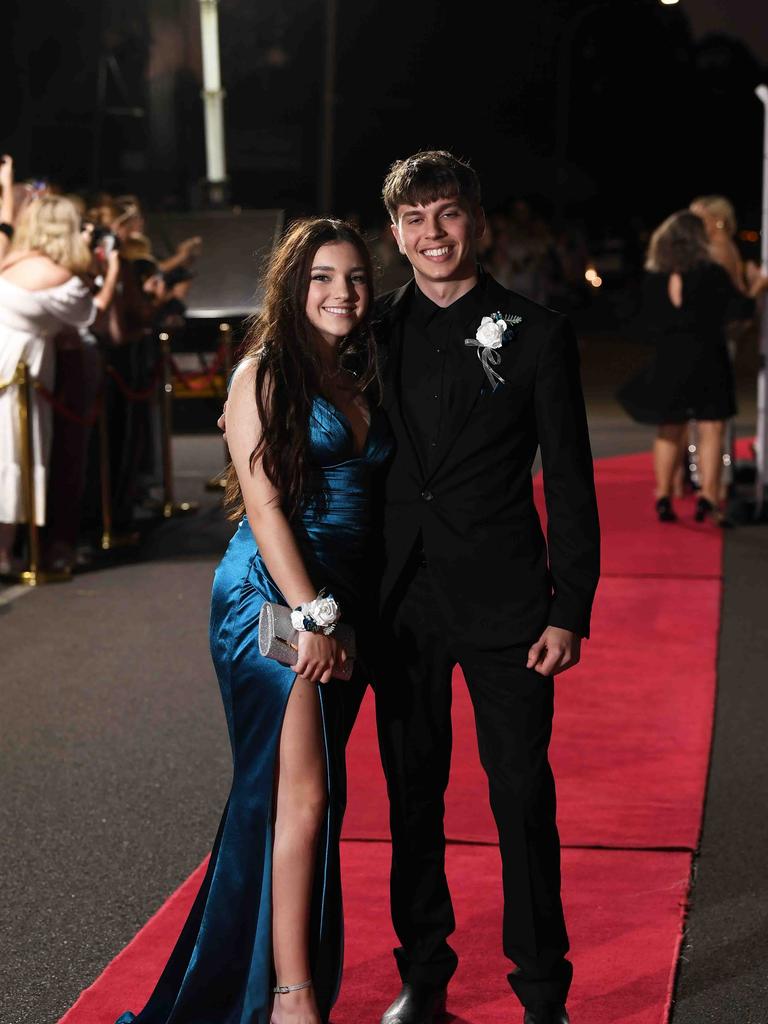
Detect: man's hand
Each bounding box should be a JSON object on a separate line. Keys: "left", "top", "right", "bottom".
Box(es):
{"left": 527, "top": 626, "right": 581, "bottom": 676}
{"left": 217, "top": 400, "right": 228, "bottom": 443}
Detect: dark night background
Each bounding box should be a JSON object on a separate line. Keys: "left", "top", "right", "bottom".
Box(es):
{"left": 2, "top": 0, "right": 767, "bottom": 240}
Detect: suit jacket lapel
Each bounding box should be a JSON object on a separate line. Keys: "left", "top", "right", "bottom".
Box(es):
{"left": 377, "top": 281, "right": 427, "bottom": 475}
{"left": 377, "top": 281, "right": 411, "bottom": 410}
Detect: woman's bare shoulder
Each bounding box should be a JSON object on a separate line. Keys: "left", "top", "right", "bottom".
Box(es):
{"left": 0, "top": 255, "right": 73, "bottom": 291}
{"left": 229, "top": 355, "right": 260, "bottom": 394}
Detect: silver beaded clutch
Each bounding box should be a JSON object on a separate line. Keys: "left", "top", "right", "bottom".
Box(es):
{"left": 258, "top": 602, "right": 356, "bottom": 681}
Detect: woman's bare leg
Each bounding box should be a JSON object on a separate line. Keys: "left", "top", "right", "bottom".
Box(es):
{"left": 271, "top": 675, "right": 327, "bottom": 1024}
{"left": 654, "top": 424, "right": 686, "bottom": 499}
{"left": 697, "top": 419, "right": 725, "bottom": 505}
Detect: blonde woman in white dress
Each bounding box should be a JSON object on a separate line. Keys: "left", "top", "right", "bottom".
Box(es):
{"left": 0, "top": 196, "right": 119, "bottom": 573}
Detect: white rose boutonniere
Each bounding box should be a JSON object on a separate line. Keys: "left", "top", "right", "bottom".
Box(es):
{"left": 465, "top": 311, "right": 523, "bottom": 390}
{"left": 475, "top": 316, "right": 507, "bottom": 349}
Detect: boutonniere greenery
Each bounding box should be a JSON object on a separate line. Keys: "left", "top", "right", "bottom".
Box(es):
{"left": 464, "top": 312, "right": 523, "bottom": 390}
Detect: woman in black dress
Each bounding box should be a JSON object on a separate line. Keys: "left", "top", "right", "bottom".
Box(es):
{"left": 618, "top": 210, "right": 767, "bottom": 525}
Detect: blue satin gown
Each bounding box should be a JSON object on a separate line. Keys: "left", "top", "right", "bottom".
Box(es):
{"left": 117, "top": 397, "right": 392, "bottom": 1024}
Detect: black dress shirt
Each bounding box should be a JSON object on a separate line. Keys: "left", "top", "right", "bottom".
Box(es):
{"left": 400, "top": 279, "right": 486, "bottom": 474}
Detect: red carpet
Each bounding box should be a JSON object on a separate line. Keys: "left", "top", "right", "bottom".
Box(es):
{"left": 58, "top": 449, "right": 723, "bottom": 1024}
{"left": 344, "top": 574, "right": 719, "bottom": 848}
{"left": 565, "top": 453, "right": 722, "bottom": 579}
{"left": 61, "top": 845, "right": 689, "bottom": 1024}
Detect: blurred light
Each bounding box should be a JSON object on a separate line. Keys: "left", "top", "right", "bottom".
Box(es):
{"left": 660, "top": 0, "right": 679, "bottom": 5}
{"left": 739, "top": 229, "right": 760, "bottom": 242}
{"left": 585, "top": 267, "right": 598, "bottom": 282}
{"left": 589, "top": 275, "right": 603, "bottom": 288}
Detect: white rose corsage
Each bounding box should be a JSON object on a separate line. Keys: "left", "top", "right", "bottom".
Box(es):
{"left": 465, "top": 312, "right": 523, "bottom": 390}
{"left": 290, "top": 591, "right": 341, "bottom": 635}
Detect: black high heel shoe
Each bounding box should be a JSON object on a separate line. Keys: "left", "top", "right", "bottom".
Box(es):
{"left": 694, "top": 496, "right": 733, "bottom": 527}
{"left": 655, "top": 496, "right": 677, "bottom": 522}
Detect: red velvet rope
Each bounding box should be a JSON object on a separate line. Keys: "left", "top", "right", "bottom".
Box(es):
{"left": 29, "top": 339, "right": 228, "bottom": 420}
{"left": 33, "top": 381, "right": 104, "bottom": 427}
{"left": 104, "top": 360, "right": 163, "bottom": 402}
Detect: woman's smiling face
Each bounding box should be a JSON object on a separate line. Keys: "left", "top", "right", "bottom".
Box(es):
{"left": 305, "top": 241, "right": 370, "bottom": 346}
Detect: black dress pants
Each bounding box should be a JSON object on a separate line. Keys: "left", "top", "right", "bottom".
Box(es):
{"left": 375, "top": 560, "right": 572, "bottom": 1009}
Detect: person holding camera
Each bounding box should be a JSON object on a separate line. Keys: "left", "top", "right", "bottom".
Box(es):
{"left": 0, "top": 195, "right": 119, "bottom": 574}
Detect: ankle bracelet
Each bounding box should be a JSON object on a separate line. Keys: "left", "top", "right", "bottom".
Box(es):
{"left": 273, "top": 980, "right": 312, "bottom": 994}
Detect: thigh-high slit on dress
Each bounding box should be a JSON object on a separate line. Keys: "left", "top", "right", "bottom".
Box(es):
{"left": 117, "top": 397, "right": 392, "bottom": 1024}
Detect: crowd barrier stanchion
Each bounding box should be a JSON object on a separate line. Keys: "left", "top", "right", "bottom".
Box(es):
{"left": 205, "top": 320, "right": 233, "bottom": 492}
{"left": 8, "top": 360, "right": 70, "bottom": 586}
{"left": 98, "top": 353, "right": 140, "bottom": 551}
{"left": 159, "top": 330, "right": 199, "bottom": 519}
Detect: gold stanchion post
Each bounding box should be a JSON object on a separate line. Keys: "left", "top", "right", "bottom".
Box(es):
{"left": 159, "top": 330, "right": 198, "bottom": 518}
{"left": 13, "top": 361, "right": 70, "bottom": 585}
{"left": 206, "top": 320, "right": 233, "bottom": 492}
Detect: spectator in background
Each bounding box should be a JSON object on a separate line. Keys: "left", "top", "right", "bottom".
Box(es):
{"left": 616, "top": 210, "right": 768, "bottom": 526}
{"left": 43, "top": 201, "right": 113, "bottom": 573}
{"left": 689, "top": 195, "right": 749, "bottom": 292}
{"left": 687, "top": 195, "right": 755, "bottom": 499}
{"left": 371, "top": 220, "right": 412, "bottom": 293}
{"left": 0, "top": 196, "right": 119, "bottom": 574}
{"left": 482, "top": 201, "right": 565, "bottom": 307}
{"left": 0, "top": 155, "right": 14, "bottom": 261}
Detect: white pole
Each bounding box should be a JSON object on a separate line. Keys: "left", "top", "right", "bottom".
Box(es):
{"left": 198, "top": 0, "right": 227, "bottom": 199}
{"left": 754, "top": 85, "right": 768, "bottom": 515}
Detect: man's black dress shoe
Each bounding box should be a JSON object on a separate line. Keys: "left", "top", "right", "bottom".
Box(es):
{"left": 523, "top": 1004, "right": 569, "bottom": 1024}
{"left": 380, "top": 983, "right": 447, "bottom": 1024}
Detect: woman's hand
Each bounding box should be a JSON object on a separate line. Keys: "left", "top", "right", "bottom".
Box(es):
{"left": 105, "top": 248, "right": 121, "bottom": 275}
{"left": 93, "top": 249, "right": 122, "bottom": 312}
{"left": 294, "top": 631, "right": 346, "bottom": 684}
{"left": 177, "top": 236, "right": 202, "bottom": 261}
{"left": 0, "top": 154, "right": 13, "bottom": 193}
{"left": 745, "top": 262, "right": 768, "bottom": 297}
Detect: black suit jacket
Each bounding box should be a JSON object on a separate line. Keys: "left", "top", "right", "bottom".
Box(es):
{"left": 373, "top": 273, "right": 600, "bottom": 648}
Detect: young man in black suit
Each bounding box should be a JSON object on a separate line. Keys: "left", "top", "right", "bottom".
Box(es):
{"left": 373, "top": 151, "right": 600, "bottom": 1024}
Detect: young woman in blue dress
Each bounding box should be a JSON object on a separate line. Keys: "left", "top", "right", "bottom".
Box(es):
{"left": 118, "top": 218, "right": 391, "bottom": 1024}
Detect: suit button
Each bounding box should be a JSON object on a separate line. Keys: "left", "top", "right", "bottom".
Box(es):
{"left": 421, "top": 489, "right": 434, "bottom": 502}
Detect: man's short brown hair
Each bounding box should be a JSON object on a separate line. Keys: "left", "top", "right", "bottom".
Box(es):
{"left": 381, "top": 150, "right": 482, "bottom": 221}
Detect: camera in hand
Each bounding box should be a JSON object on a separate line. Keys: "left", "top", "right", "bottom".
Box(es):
{"left": 91, "top": 225, "right": 120, "bottom": 255}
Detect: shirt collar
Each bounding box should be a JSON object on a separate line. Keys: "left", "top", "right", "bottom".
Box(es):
{"left": 410, "top": 271, "right": 487, "bottom": 332}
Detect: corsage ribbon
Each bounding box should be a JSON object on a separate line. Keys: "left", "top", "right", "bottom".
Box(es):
{"left": 464, "top": 339, "right": 505, "bottom": 390}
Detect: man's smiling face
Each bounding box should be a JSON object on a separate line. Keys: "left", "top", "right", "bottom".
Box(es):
{"left": 391, "top": 195, "right": 486, "bottom": 287}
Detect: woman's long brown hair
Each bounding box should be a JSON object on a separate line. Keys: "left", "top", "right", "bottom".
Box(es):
{"left": 224, "top": 218, "right": 379, "bottom": 520}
